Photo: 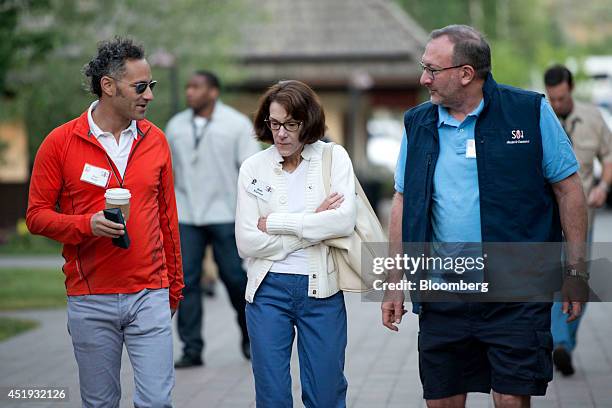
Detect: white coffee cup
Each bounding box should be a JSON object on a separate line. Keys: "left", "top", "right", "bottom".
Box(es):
{"left": 105, "top": 188, "right": 131, "bottom": 221}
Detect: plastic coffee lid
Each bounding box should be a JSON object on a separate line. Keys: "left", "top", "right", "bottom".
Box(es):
{"left": 104, "top": 188, "right": 131, "bottom": 200}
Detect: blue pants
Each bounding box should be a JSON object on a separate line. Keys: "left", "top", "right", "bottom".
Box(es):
{"left": 550, "top": 225, "right": 592, "bottom": 353}
{"left": 551, "top": 301, "right": 585, "bottom": 352}
{"left": 177, "top": 223, "right": 248, "bottom": 358}
{"left": 246, "top": 272, "right": 348, "bottom": 408}
{"left": 67, "top": 288, "right": 174, "bottom": 408}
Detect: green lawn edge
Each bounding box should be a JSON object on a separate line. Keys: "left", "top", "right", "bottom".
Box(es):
{"left": 0, "top": 317, "right": 39, "bottom": 342}
{"left": 0, "top": 268, "right": 66, "bottom": 310}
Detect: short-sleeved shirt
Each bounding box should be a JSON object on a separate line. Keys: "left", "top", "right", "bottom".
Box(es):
{"left": 394, "top": 98, "right": 579, "bottom": 243}
{"left": 557, "top": 100, "right": 612, "bottom": 194}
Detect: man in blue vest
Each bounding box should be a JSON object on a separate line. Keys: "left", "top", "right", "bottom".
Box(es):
{"left": 382, "top": 25, "right": 588, "bottom": 407}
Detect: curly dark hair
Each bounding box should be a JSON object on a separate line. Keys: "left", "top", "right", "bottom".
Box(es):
{"left": 253, "top": 80, "right": 326, "bottom": 145}
{"left": 83, "top": 37, "right": 145, "bottom": 97}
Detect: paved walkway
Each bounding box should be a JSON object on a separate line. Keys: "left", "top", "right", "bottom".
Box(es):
{"left": 1, "top": 210, "right": 612, "bottom": 407}
{"left": 0, "top": 255, "right": 63, "bottom": 269}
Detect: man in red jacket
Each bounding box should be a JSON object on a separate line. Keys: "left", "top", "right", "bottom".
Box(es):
{"left": 26, "top": 37, "right": 184, "bottom": 408}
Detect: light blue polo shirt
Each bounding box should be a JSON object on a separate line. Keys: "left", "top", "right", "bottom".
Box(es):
{"left": 394, "top": 98, "right": 579, "bottom": 243}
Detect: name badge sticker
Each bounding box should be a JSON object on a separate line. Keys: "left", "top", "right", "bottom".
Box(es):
{"left": 246, "top": 179, "right": 273, "bottom": 202}
{"left": 465, "top": 139, "right": 476, "bottom": 158}
{"left": 80, "top": 163, "right": 111, "bottom": 188}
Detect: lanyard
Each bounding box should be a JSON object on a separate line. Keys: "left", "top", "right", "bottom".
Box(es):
{"left": 88, "top": 126, "right": 145, "bottom": 187}
{"left": 562, "top": 117, "right": 581, "bottom": 143}
{"left": 192, "top": 117, "right": 211, "bottom": 150}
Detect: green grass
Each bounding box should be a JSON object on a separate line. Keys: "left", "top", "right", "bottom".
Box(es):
{"left": 0, "top": 268, "right": 65, "bottom": 341}
{"left": 0, "top": 268, "right": 66, "bottom": 310}
{"left": 0, "top": 317, "right": 39, "bottom": 341}
{"left": 0, "top": 234, "right": 61, "bottom": 255}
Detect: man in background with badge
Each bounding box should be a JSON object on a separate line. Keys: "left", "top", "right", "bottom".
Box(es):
{"left": 544, "top": 64, "right": 612, "bottom": 376}
{"left": 26, "top": 37, "right": 184, "bottom": 407}
{"left": 165, "top": 70, "right": 260, "bottom": 368}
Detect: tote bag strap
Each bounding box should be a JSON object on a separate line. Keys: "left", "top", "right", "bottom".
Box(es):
{"left": 322, "top": 142, "right": 376, "bottom": 215}
{"left": 322, "top": 142, "right": 334, "bottom": 196}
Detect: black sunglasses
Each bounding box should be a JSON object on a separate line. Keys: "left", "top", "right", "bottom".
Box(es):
{"left": 111, "top": 77, "right": 157, "bottom": 94}
{"left": 133, "top": 80, "right": 157, "bottom": 94}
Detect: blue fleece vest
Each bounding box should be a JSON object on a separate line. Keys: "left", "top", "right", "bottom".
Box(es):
{"left": 402, "top": 74, "right": 562, "bottom": 312}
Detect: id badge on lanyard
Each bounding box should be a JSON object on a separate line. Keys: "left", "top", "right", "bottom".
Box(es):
{"left": 191, "top": 118, "right": 211, "bottom": 164}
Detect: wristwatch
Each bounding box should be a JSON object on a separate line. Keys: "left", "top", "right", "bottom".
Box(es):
{"left": 566, "top": 266, "right": 589, "bottom": 280}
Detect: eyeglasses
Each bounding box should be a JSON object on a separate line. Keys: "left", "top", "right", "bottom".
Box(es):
{"left": 112, "top": 77, "right": 157, "bottom": 94}
{"left": 420, "top": 61, "right": 467, "bottom": 79}
{"left": 264, "top": 118, "right": 302, "bottom": 132}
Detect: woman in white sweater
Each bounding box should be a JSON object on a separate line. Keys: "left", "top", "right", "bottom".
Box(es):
{"left": 235, "top": 80, "right": 357, "bottom": 407}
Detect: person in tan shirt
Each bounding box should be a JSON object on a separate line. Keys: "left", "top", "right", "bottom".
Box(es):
{"left": 545, "top": 64, "right": 612, "bottom": 376}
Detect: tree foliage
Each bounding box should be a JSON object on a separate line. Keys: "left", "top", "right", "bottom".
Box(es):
{"left": 395, "top": 0, "right": 608, "bottom": 87}
{"left": 1, "top": 0, "right": 247, "bottom": 160}
{"left": 0, "top": 0, "right": 56, "bottom": 96}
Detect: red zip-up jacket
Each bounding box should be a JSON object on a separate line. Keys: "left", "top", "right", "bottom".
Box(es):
{"left": 26, "top": 110, "right": 184, "bottom": 309}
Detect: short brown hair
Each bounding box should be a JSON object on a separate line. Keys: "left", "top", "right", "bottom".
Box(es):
{"left": 430, "top": 25, "right": 491, "bottom": 79}
{"left": 253, "top": 80, "right": 326, "bottom": 144}
{"left": 544, "top": 64, "right": 573, "bottom": 89}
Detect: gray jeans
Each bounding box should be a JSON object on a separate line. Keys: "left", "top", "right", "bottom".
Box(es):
{"left": 67, "top": 288, "right": 174, "bottom": 408}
